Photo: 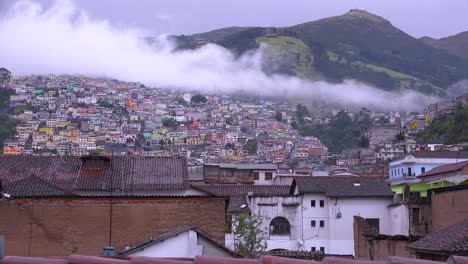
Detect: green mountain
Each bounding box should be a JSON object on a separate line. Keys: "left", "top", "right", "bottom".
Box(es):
{"left": 173, "top": 10, "right": 468, "bottom": 96}
{"left": 420, "top": 31, "right": 468, "bottom": 60}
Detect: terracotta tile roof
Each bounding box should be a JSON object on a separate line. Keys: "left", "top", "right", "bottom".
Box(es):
{"left": 322, "top": 257, "right": 383, "bottom": 264}
{"left": 0, "top": 255, "right": 452, "bottom": 264}
{"left": 408, "top": 219, "right": 468, "bottom": 254}
{"left": 0, "top": 156, "right": 189, "bottom": 197}
{"left": 418, "top": 161, "right": 468, "bottom": 178}
{"left": 292, "top": 177, "right": 393, "bottom": 197}
{"left": 386, "top": 256, "right": 442, "bottom": 264}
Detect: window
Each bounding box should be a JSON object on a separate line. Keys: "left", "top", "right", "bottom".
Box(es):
{"left": 320, "top": 247, "right": 325, "bottom": 253}
{"left": 253, "top": 172, "right": 259, "bottom": 180}
{"left": 311, "top": 247, "right": 316, "bottom": 252}
{"left": 311, "top": 200, "right": 316, "bottom": 207}
{"left": 421, "top": 167, "right": 425, "bottom": 174}
{"left": 365, "top": 218, "right": 380, "bottom": 233}
{"left": 270, "top": 217, "right": 290, "bottom": 235}
{"left": 320, "top": 220, "right": 325, "bottom": 227}
{"left": 320, "top": 200, "right": 325, "bottom": 207}
{"left": 407, "top": 167, "right": 412, "bottom": 176}
{"left": 265, "top": 172, "right": 273, "bottom": 180}
{"left": 412, "top": 208, "right": 421, "bottom": 225}
{"left": 311, "top": 220, "right": 316, "bottom": 227}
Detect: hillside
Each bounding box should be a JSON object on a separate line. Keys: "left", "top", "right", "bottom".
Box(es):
{"left": 417, "top": 104, "right": 468, "bottom": 145}
{"left": 174, "top": 10, "right": 468, "bottom": 95}
{"left": 420, "top": 31, "right": 468, "bottom": 60}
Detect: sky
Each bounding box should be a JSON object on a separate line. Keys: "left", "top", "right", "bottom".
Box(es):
{"left": 0, "top": 0, "right": 462, "bottom": 111}
{"left": 1, "top": 0, "right": 467, "bottom": 38}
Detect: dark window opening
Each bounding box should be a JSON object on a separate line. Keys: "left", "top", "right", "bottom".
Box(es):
{"left": 311, "top": 220, "right": 316, "bottom": 227}
{"left": 408, "top": 167, "right": 412, "bottom": 176}
{"left": 265, "top": 172, "right": 273, "bottom": 180}
{"left": 320, "top": 220, "right": 325, "bottom": 228}
{"left": 421, "top": 167, "right": 425, "bottom": 174}
{"left": 270, "top": 217, "right": 290, "bottom": 235}
{"left": 253, "top": 172, "right": 259, "bottom": 180}
{"left": 311, "top": 247, "right": 316, "bottom": 252}
{"left": 412, "top": 208, "right": 421, "bottom": 225}
{"left": 320, "top": 200, "right": 325, "bottom": 207}
{"left": 320, "top": 247, "right": 325, "bottom": 253}
{"left": 365, "top": 218, "right": 380, "bottom": 233}
{"left": 311, "top": 200, "right": 316, "bottom": 207}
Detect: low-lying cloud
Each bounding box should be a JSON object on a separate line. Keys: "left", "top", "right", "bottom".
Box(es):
{"left": 0, "top": 0, "right": 441, "bottom": 111}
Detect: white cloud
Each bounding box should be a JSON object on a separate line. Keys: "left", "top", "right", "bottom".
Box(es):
{"left": 0, "top": 0, "right": 440, "bottom": 111}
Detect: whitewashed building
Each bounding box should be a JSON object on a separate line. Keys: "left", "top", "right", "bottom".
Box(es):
{"left": 232, "top": 177, "right": 394, "bottom": 255}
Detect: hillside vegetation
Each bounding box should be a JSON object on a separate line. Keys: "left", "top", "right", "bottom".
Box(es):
{"left": 175, "top": 10, "right": 468, "bottom": 95}
{"left": 0, "top": 88, "right": 17, "bottom": 151}
{"left": 420, "top": 31, "right": 468, "bottom": 60}
{"left": 417, "top": 105, "right": 468, "bottom": 145}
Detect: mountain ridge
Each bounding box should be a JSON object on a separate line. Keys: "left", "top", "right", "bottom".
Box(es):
{"left": 172, "top": 10, "right": 468, "bottom": 96}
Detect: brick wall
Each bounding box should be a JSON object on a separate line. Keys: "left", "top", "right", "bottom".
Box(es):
{"left": 0, "top": 197, "right": 226, "bottom": 256}
{"left": 431, "top": 187, "right": 468, "bottom": 232}
{"left": 354, "top": 216, "right": 411, "bottom": 260}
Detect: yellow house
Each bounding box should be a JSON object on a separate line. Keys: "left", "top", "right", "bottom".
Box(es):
{"left": 39, "top": 127, "right": 54, "bottom": 135}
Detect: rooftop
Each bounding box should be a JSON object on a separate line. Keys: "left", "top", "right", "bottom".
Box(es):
{"left": 408, "top": 219, "right": 468, "bottom": 254}
{"left": 292, "top": 177, "right": 393, "bottom": 197}
{"left": 418, "top": 160, "right": 468, "bottom": 178}
{"left": 0, "top": 155, "right": 189, "bottom": 197}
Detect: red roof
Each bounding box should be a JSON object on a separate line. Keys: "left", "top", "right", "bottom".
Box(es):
{"left": 418, "top": 161, "right": 468, "bottom": 178}
{"left": 0, "top": 156, "right": 189, "bottom": 197}
{"left": 0, "top": 255, "right": 455, "bottom": 264}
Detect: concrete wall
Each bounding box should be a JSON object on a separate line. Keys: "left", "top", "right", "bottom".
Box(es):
{"left": 0, "top": 197, "right": 226, "bottom": 256}
{"left": 354, "top": 216, "right": 412, "bottom": 260}
{"left": 388, "top": 204, "right": 409, "bottom": 236}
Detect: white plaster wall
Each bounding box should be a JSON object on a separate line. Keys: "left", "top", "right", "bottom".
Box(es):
{"left": 129, "top": 230, "right": 191, "bottom": 257}
{"left": 388, "top": 204, "right": 409, "bottom": 236}
{"left": 303, "top": 195, "right": 392, "bottom": 255}
{"left": 250, "top": 196, "right": 302, "bottom": 251}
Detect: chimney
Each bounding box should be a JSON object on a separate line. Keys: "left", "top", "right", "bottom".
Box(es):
{"left": 0, "top": 235, "right": 4, "bottom": 259}
{"left": 102, "top": 246, "right": 116, "bottom": 257}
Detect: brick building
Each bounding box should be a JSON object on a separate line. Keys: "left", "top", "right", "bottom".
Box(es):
{"left": 0, "top": 155, "right": 227, "bottom": 256}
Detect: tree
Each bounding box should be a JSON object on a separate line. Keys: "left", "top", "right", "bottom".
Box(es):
{"left": 243, "top": 139, "right": 257, "bottom": 154}
{"left": 191, "top": 94, "right": 207, "bottom": 104}
{"left": 359, "top": 135, "right": 369, "bottom": 148}
{"left": 175, "top": 97, "right": 187, "bottom": 106}
{"left": 233, "top": 211, "right": 267, "bottom": 256}
{"left": 274, "top": 111, "right": 282, "bottom": 122}
{"left": 163, "top": 118, "right": 177, "bottom": 128}
{"left": 225, "top": 143, "right": 235, "bottom": 150}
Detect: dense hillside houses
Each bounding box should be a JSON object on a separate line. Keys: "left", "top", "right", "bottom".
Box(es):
{"left": 0, "top": 73, "right": 467, "bottom": 261}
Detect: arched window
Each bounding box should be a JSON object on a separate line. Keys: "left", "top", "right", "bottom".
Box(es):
{"left": 421, "top": 167, "right": 426, "bottom": 174}
{"left": 270, "top": 217, "right": 290, "bottom": 235}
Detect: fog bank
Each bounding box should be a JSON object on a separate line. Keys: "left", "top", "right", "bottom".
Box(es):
{"left": 0, "top": 0, "right": 441, "bottom": 111}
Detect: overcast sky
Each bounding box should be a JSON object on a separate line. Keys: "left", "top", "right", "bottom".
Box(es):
{"left": 1, "top": 0, "right": 467, "bottom": 38}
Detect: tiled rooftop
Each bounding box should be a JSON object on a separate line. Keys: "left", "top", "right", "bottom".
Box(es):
{"left": 0, "top": 155, "right": 189, "bottom": 197}
{"left": 408, "top": 219, "right": 468, "bottom": 254}
{"left": 292, "top": 177, "right": 393, "bottom": 197}
{"left": 0, "top": 255, "right": 463, "bottom": 264}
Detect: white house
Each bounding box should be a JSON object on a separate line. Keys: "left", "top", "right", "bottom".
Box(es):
{"left": 387, "top": 151, "right": 468, "bottom": 188}
{"left": 236, "top": 177, "right": 394, "bottom": 256}
{"left": 120, "top": 226, "right": 236, "bottom": 258}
